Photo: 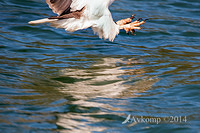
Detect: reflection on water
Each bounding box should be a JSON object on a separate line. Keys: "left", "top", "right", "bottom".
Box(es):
{"left": 57, "top": 58, "right": 159, "bottom": 99}
{"left": 50, "top": 58, "right": 159, "bottom": 132}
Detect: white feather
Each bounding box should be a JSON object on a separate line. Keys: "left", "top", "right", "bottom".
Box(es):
{"left": 70, "top": 0, "right": 86, "bottom": 11}
{"left": 88, "top": 0, "right": 119, "bottom": 41}
{"left": 28, "top": 18, "right": 57, "bottom": 24}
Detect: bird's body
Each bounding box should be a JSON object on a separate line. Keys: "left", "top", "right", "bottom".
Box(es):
{"left": 29, "top": 0, "right": 146, "bottom": 41}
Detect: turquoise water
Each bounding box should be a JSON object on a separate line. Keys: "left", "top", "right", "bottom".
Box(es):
{"left": 0, "top": 0, "right": 200, "bottom": 132}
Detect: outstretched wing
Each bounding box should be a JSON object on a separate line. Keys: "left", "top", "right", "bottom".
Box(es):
{"left": 46, "top": 0, "right": 72, "bottom": 16}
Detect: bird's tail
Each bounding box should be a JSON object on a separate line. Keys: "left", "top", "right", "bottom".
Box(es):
{"left": 28, "top": 18, "right": 57, "bottom": 24}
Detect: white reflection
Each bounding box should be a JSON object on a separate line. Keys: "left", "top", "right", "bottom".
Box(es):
{"left": 56, "top": 57, "right": 159, "bottom": 132}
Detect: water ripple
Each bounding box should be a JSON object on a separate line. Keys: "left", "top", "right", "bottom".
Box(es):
{"left": 0, "top": 0, "right": 200, "bottom": 132}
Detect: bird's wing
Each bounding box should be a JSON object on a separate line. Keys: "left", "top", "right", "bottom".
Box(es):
{"left": 46, "top": 0, "right": 86, "bottom": 16}
{"left": 46, "top": 0, "right": 72, "bottom": 16}
{"left": 45, "top": 0, "right": 119, "bottom": 41}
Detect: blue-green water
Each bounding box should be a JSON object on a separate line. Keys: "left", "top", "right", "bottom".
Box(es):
{"left": 0, "top": 0, "right": 200, "bottom": 132}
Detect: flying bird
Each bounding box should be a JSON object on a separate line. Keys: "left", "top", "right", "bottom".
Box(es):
{"left": 29, "top": 0, "right": 146, "bottom": 41}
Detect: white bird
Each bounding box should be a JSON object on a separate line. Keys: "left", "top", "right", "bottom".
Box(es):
{"left": 29, "top": 0, "right": 146, "bottom": 41}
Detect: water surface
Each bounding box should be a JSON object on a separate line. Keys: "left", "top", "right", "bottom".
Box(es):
{"left": 0, "top": 0, "right": 200, "bottom": 132}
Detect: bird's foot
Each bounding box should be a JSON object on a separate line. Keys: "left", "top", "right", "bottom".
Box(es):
{"left": 116, "top": 14, "right": 135, "bottom": 26}
{"left": 117, "top": 15, "right": 148, "bottom": 35}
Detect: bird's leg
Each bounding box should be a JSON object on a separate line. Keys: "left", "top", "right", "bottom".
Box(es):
{"left": 130, "top": 18, "right": 148, "bottom": 27}
{"left": 116, "top": 14, "right": 135, "bottom": 26}
{"left": 119, "top": 18, "right": 148, "bottom": 35}
{"left": 116, "top": 15, "right": 135, "bottom": 35}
